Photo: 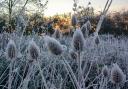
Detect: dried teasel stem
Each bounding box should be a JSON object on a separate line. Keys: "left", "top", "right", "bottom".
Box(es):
{"left": 94, "top": 0, "right": 113, "bottom": 44}
{"left": 78, "top": 51, "right": 82, "bottom": 88}
{"left": 72, "top": 29, "right": 85, "bottom": 88}
{"left": 36, "top": 61, "right": 49, "bottom": 89}
{"left": 62, "top": 56, "right": 81, "bottom": 89}
{"left": 28, "top": 40, "right": 48, "bottom": 89}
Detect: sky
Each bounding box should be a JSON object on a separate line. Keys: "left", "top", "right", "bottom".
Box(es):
{"left": 44, "top": 0, "right": 128, "bottom": 16}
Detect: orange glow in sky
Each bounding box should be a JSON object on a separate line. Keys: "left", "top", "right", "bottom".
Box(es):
{"left": 44, "top": 0, "right": 128, "bottom": 16}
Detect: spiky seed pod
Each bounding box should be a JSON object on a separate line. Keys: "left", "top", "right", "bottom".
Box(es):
{"left": 69, "top": 49, "right": 77, "bottom": 60}
{"left": 72, "top": 29, "right": 85, "bottom": 51}
{"left": 111, "top": 63, "right": 126, "bottom": 84}
{"left": 28, "top": 40, "right": 40, "bottom": 60}
{"left": 53, "top": 29, "right": 61, "bottom": 39}
{"left": 45, "top": 36, "right": 63, "bottom": 55}
{"left": 71, "top": 15, "right": 78, "bottom": 26}
{"left": 102, "top": 65, "right": 109, "bottom": 78}
{"left": 6, "top": 40, "right": 17, "bottom": 60}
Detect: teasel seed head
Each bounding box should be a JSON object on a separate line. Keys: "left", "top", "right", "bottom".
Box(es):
{"left": 6, "top": 39, "right": 17, "bottom": 60}
{"left": 45, "top": 36, "right": 63, "bottom": 55}
{"left": 111, "top": 63, "right": 126, "bottom": 85}
{"left": 28, "top": 40, "right": 40, "bottom": 60}
{"left": 72, "top": 29, "right": 85, "bottom": 51}
{"left": 73, "top": 3, "right": 77, "bottom": 7}
{"left": 102, "top": 65, "right": 109, "bottom": 78}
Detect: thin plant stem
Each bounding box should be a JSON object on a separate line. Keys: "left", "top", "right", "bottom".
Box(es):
{"left": 62, "top": 57, "right": 81, "bottom": 89}
{"left": 17, "top": 62, "right": 34, "bottom": 89}
{"left": 78, "top": 51, "right": 82, "bottom": 88}
{"left": 37, "top": 61, "right": 49, "bottom": 89}
{"left": 8, "top": 60, "right": 14, "bottom": 89}
{"left": 0, "top": 64, "right": 10, "bottom": 81}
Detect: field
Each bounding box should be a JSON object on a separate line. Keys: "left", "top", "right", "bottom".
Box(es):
{"left": 0, "top": 0, "right": 128, "bottom": 89}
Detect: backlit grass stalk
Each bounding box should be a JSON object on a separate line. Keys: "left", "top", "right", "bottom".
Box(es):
{"left": 62, "top": 57, "right": 80, "bottom": 89}
{"left": 36, "top": 60, "right": 49, "bottom": 89}
{"left": 94, "top": 0, "right": 113, "bottom": 41}
{"left": 17, "top": 63, "right": 34, "bottom": 89}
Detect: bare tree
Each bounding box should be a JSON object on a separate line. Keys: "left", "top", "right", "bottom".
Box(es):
{"left": 0, "top": 0, "right": 29, "bottom": 25}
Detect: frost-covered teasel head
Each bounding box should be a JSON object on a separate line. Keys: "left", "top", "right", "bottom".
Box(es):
{"left": 6, "top": 40, "right": 17, "bottom": 60}
{"left": 45, "top": 36, "right": 63, "bottom": 55}
{"left": 102, "top": 65, "right": 109, "bottom": 78}
{"left": 28, "top": 40, "right": 40, "bottom": 60}
{"left": 111, "top": 63, "right": 126, "bottom": 85}
{"left": 72, "top": 29, "right": 85, "bottom": 51}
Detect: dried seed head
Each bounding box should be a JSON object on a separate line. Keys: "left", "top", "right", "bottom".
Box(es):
{"left": 73, "top": 3, "right": 77, "bottom": 7}
{"left": 72, "top": 29, "right": 85, "bottom": 51}
{"left": 53, "top": 29, "right": 61, "bottom": 39}
{"left": 28, "top": 40, "right": 40, "bottom": 60}
{"left": 102, "top": 65, "right": 109, "bottom": 78}
{"left": 6, "top": 40, "right": 17, "bottom": 60}
{"left": 45, "top": 36, "right": 63, "bottom": 55}
{"left": 111, "top": 63, "right": 126, "bottom": 84}
{"left": 69, "top": 49, "right": 77, "bottom": 60}
{"left": 71, "top": 15, "right": 78, "bottom": 26}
